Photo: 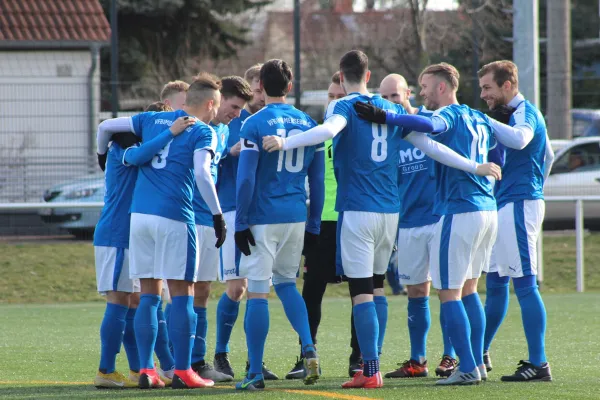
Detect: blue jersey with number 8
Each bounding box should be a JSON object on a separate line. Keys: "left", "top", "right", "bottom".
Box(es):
{"left": 325, "top": 93, "right": 409, "bottom": 214}
{"left": 431, "top": 104, "right": 497, "bottom": 216}
{"left": 130, "top": 110, "right": 217, "bottom": 224}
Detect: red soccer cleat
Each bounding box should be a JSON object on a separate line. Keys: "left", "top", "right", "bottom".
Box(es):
{"left": 139, "top": 368, "right": 166, "bottom": 389}
{"left": 172, "top": 368, "right": 215, "bottom": 389}
{"left": 341, "top": 371, "right": 383, "bottom": 389}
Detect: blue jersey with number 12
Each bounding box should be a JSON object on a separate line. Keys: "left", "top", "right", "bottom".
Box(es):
{"left": 130, "top": 110, "right": 216, "bottom": 224}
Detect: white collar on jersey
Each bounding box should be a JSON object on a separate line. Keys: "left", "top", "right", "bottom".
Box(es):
{"left": 508, "top": 92, "right": 526, "bottom": 108}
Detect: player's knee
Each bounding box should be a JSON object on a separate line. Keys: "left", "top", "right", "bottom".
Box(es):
{"left": 247, "top": 279, "right": 271, "bottom": 294}
{"left": 226, "top": 279, "right": 247, "bottom": 302}
{"left": 194, "top": 281, "right": 211, "bottom": 305}
{"left": 407, "top": 283, "right": 429, "bottom": 298}
{"left": 486, "top": 272, "right": 510, "bottom": 288}
{"left": 513, "top": 275, "right": 538, "bottom": 297}
{"left": 348, "top": 277, "right": 374, "bottom": 298}
{"left": 373, "top": 273, "right": 385, "bottom": 289}
{"left": 106, "top": 291, "right": 131, "bottom": 306}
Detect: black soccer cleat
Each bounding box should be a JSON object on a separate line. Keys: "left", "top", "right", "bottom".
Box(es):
{"left": 214, "top": 352, "right": 235, "bottom": 378}
{"left": 501, "top": 360, "right": 552, "bottom": 382}
{"left": 246, "top": 361, "right": 279, "bottom": 380}
{"left": 285, "top": 356, "right": 306, "bottom": 380}
{"left": 348, "top": 355, "right": 363, "bottom": 378}
{"left": 483, "top": 351, "right": 493, "bottom": 372}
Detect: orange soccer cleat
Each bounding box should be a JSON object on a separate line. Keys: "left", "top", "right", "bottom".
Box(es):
{"left": 341, "top": 370, "right": 383, "bottom": 389}
{"left": 171, "top": 368, "right": 215, "bottom": 389}
{"left": 138, "top": 368, "right": 165, "bottom": 389}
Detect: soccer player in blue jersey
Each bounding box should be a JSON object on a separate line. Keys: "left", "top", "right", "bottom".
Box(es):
{"left": 96, "top": 73, "right": 226, "bottom": 389}
{"left": 262, "top": 52, "right": 500, "bottom": 389}
{"left": 478, "top": 60, "right": 554, "bottom": 382}
{"left": 234, "top": 59, "right": 325, "bottom": 391}
{"left": 160, "top": 80, "right": 189, "bottom": 111}
{"left": 93, "top": 115, "right": 195, "bottom": 388}
{"left": 213, "top": 64, "right": 278, "bottom": 381}
{"left": 190, "top": 76, "right": 253, "bottom": 383}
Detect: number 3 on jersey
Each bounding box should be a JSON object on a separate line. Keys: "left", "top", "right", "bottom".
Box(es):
{"left": 151, "top": 140, "right": 172, "bottom": 169}
{"left": 371, "top": 123, "right": 388, "bottom": 162}
{"left": 276, "top": 129, "right": 305, "bottom": 172}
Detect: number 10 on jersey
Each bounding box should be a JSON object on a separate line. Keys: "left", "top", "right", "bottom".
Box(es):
{"left": 276, "top": 128, "right": 305, "bottom": 173}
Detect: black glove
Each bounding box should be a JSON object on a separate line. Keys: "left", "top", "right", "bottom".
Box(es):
{"left": 212, "top": 214, "right": 227, "bottom": 248}
{"left": 235, "top": 228, "right": 256, "bottom": 256}
{"left": 111, "top": 132, "right": 141, "bottom": 149}
{"left": 302, "top": 231, "right": 320, "bottom": 258}
{"left": 489, "top": 105, "right": 515, "bottom": 125}
{"left": 97, "top": 152, "right": 107, "bottom": 171}
{"left": 353, "top": 101, "right": 387, "bottom": 124}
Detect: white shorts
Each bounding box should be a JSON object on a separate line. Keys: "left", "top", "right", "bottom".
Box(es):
{"left": 494, "top": 200, "right": 544, "bottom": 278}
{"left": 397, "top": 223, "right": 436, "bottom": 285}
{"left": 196, "top": 224, "right": 220, "bottom": 282}
{"left": 95, "top": 246, "right": 140, "bottom": 294}
{"left": 129, "top": 213, "right": 198, "bottom": 282}
{"left": 239, "top": 223, "right": 304, "bottom": 281}
{"left": 339, "top": 211, "right": 399, "bottom": 279}
{"left": 485, "top": 245, "right": 499, "bottom": 274}
{"left": 431, "top": 210, "right": 498, "bottom": 290}
{"left": 218, "top": 211, "right": 244, "bottom": 281}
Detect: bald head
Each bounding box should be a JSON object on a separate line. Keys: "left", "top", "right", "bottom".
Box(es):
{"left": 379, "top": 74, "right": 410, "bottom": 106}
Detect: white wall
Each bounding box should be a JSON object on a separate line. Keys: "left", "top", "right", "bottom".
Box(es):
{"left": 0, "top": 50, "right": 101, "bottom": 202}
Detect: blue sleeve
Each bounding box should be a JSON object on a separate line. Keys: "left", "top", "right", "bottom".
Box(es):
{"left": 130, "top": 112, "right": 155, "bottom": 138}
{"left": 235, "top": 149, "right": 259, "bottom": 231}
{"left": 123, "top": 128, "right": 173, "bottom": 166}
{"left": 325, "top": 99, "right": 351, "bottom": 121}
{"left": 488, "top": 141, "right": 506, "bottom": 167}
{"left": 239, "top": 118, "right": 259, "bottom": 143}
{"left": 384, "top": 112, "right": 434, "bottom": 136}
{"left": 306, "top": 149, "right": 325, "bottom": 234}
{"left": 194, "top": 125, "right": 217, "bottom": 158}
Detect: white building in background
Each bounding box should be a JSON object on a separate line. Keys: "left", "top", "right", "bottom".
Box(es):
{"left": 0, "top": 0, "right": 109, "bottom": 202}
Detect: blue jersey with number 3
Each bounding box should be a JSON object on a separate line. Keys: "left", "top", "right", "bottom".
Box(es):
{"left": 129, "top": 110, "right": 217, "bottom": 224}
{"left": 239, "top": 103, "right": 323, "bottom": 225}
{"left": 325, "top": 93, "right": 409, "bottom": 214}
{"left": 193, "top": 123, "right": 229, "bottom": 226}
{"left": 431, "top": 104, "right": 496, "bottom": 215}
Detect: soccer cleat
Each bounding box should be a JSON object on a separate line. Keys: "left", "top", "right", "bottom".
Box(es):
{"left": 478, "top": 365, "right": 488, "bottom": 381}
{"left": 436, "top": 367, "right": 481, "bottom": 385}
{"left": 348, "top": 355, "right": 363, "bottom": 378}
{"left": 303, "top": 350, "right": 320, "bottom": 385}
{"left": 285, "top": 356, "right": 306, "bottom": 380}
{"left": 94, "top": 371, "right": 138, "bottom": 389}
{"left": 128, "top": 370, "right": 140, "bottom": 385}
{"left": 214, "top": 352, "right": 235, "bottom": 378}
{"left": 384, "top": 359, "right": 428, "bottom": 378}
{"left": 138, "top": 368, "right": 166, "bottom": 389}
{"left": 235, "top": 373, "right": 265, "bottom": 391}
{"left": 483, "top": 351, "right": 493, "bottom": 372}
{"left": 500, "top": 360, "right": 552, "bottom": 382}
{"left": 158, "top": 366, "right": 174, "bottom": 387}
{"left": 341, "top": 371, "right": 383, "bottom": 389}
{"left": 245, "top": 361, "right": 279, "bottom": 380}
{"left": 192, "top": 360, "right": 233, "bottom": 382}
{"left": 171, "top": 368, "right": 215, "bottom": 389}
{"left": 435, "top": 355, "right": 458, "bottom": 377}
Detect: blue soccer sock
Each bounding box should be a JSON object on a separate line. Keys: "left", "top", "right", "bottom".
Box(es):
{"left": 514, "top": 276, "right": 547, "bottom": 367}
{"left": 123, "top": 307, "right": 139, "bottom": 373}
{"left": 407, "top": 296, "right": 430, "bottom": 363}
{"left": 215, "top": 293, "right": 240, "bottom": 354}
{"left": 155, "top": 302, "right": 175, "bottom": 371}
{"left": 462, "top": 293, "right": 486, "bottom": 366}
{"left": 274, "top": 283, "right": 314, "bottom": 349}
{"left": 169, "top": 295, "right": 196, "bottom": 371}
{"left": 484, "top": 272, "right": 510, "bottom": 352}
{"left": 191, "top": 306, "right": 208, "bottom": 365}
{"left": 441, "top": 300, "right": 476, "bottom": 373}
{"left": 134, "top": 294, "right": 161, "bottom": 370}
{"left": 373, "top": 296, "right": 388, "bottom": 355}
{"left": 99, "top": 302, "right": 128, "bottom": 374}
{"left": 164, "top": 301, "right": 174, "bottom": 356}
{"left": 353, "top": 302, "right": 379, "bottom": 377}
{"left": 440, "top": 302, "right": 456, "bottom": 359}
{"left": 245, "top": 298, "right": 269, "bottom": 376}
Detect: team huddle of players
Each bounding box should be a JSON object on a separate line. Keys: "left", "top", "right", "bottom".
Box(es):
{"left": 92, "top": 49, "right": 554, "bottom": 391}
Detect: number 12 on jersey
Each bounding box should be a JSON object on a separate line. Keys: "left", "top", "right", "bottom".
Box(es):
{"left": 276, "top": 128, "right": 305, "bottom": 173}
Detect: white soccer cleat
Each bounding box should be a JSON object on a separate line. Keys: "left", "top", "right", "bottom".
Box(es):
{"left": 436, "top": 366, "right": 481, "bottom": 385}
{"left": 478, "top": 364, "right": 488, "bottom": 381}
{"left": 158, "top": 366, "right": 175, "bottom": 386}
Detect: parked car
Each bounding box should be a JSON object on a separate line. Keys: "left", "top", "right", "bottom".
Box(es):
{"left": 544, "top": 137, "right": 600, "bottom": 228}
{"left": 572, "top": 109, "right": 600, "bottom": 138}
{"left": 39, "top": 174, "right": 105, "bottom": 239}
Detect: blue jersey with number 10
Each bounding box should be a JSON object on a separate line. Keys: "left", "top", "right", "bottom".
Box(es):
{"left": 193, "top": 123, "right": 229, "bottom": 226}
{"left": 239, "top": 103, "right": 323, "bottom": 225}
{"left": 130, "top": 110, "right": 217, "bottom": 224}
{"left": 431, "top": 104, "right": 497, "bottom": 216}
{"left": 326, "top": 93, "right": 409, "bottom": 214}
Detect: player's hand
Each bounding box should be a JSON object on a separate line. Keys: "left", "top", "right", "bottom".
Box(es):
{"left": 212, "top": 214, "right": 227, "bottom": 248}
{"left": 111, "top": 132, "right": 140, "bottom": 149}
{"left": 302, "top": 231, "right": 320, "bottom": 258}
{"left": 262, "top": 135, "right": 285, "bottom": 152}
{"left": 170, "top": 116, "right": 197, "bottom": 136}
{"left": 475, "top": 162, "right": 502, "bottom": 180}
{"left": 97, "top": 152, "right": 107, "bottom": 171}
{"left": 353, "top": 101, "right": 387, "bottom": 124}
{"left": 235, "top": 229, "right": 256, "bottom": 256}
{"left": 229, "top": 141, "right": 242, "bottom": 157}
{"left": 489, "top": 105, "right": 515, "bottom": 125}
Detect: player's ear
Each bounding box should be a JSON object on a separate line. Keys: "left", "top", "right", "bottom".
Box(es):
{"left": 365, "top": 70, "right": 371, "bottom": 84}
{"left": 502, "top": 80, "right": 511, "bottom": 92}
{"left": 287, "top": 81, "right": 293, "bottom": 94}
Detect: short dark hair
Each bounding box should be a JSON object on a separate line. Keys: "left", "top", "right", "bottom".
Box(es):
{"left": 221, "top": 76, "right": 253, "bottom": 102}
{"left": 187, "top": 72, "right": 222, "bottom": 106}
{"left": 339, "top": 50, "right": 368, "bottom": 84}
{"left": 331, "top": 71, "right": 341, "bottom": 85}
{"left": 477, "top": 60, "right": 519, "bottom": 89}
{"left": 145, "top": 101, "right": 173, "bottom": 112}
{"left": 260, "top": 59, "right": 293, "bottom": 97}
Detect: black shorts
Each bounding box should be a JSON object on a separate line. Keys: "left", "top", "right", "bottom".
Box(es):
{"left": 303, "top": 220, "right": 343, "bottom": 284}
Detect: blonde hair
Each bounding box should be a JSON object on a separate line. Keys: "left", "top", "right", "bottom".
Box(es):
{"left": 186, "top": 72, "right": 222, "bottom": 106}
{"left": 160, "top": 80, "right": 189, "bottom": 101}
{"left": 419, "top": 63, "right": 460, "bottom": 91}
{"left": 244, "top": 64, "right": 263, "bottom": 83}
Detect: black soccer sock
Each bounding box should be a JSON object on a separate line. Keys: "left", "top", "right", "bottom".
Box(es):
{"left": 301, "top": 271, "right": 328, "bottom": 353}
{"left": 350, "top": 309, "right": 361, "bottom": 358}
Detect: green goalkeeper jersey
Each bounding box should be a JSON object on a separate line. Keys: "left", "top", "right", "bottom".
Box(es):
{"left": 322, "top": 139, "right": 338, "bottom": 222}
